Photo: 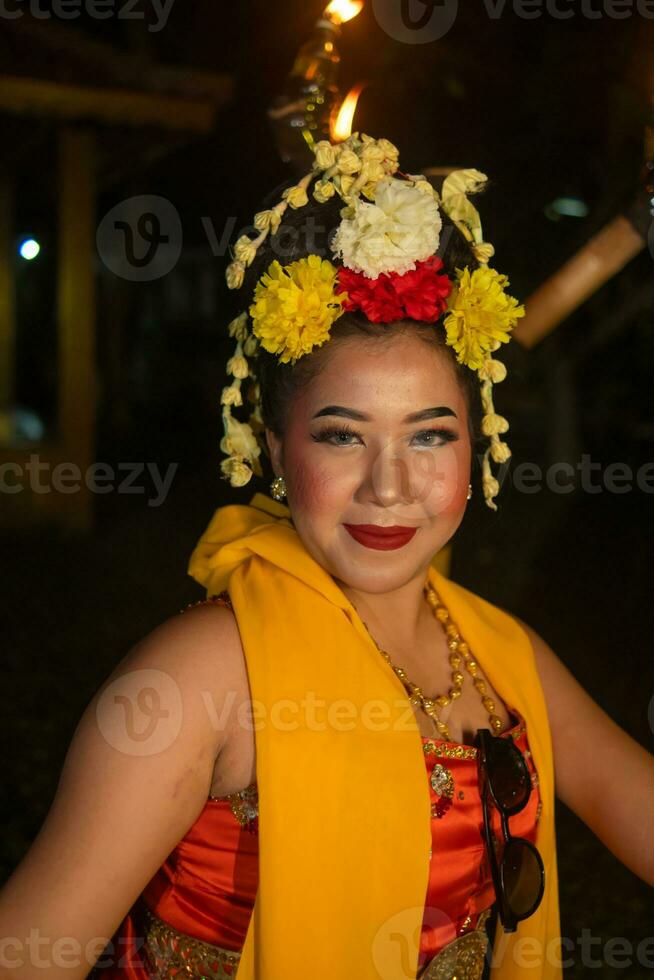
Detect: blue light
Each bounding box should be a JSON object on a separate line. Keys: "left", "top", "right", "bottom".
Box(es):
{"left": 19, "top": 238, "right": 40, "bottom": 260}
{"left": 544, "top": 197, "right": 589, "bottom": 221}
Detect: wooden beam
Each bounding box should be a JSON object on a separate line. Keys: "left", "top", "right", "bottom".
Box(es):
{"left": 0, "top": 172, "right": 15, "bottom": 411}
{"left": 0, "top": 75, "right": 228, "bottom": 132}
{"left": 4, "top": 16, "right": 234, "bottom": 100}
{"left": 57, "top": 126, "right": 96, "bottom": 530}
{"left": 513, "top": 215, "right": 646, "bottom": 349}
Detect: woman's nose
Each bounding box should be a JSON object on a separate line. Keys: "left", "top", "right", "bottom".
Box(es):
{"left": 362, "top": 444, "right": 415, "bottom": 507}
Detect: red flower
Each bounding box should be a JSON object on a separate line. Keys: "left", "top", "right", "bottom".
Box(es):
{"left": 335, "top": 256, "right": 452, "bottom": 324}
{"left": 337, "top": 267, "right": 403, "bottom": 323}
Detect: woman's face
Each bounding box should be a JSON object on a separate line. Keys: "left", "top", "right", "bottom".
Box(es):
{"left": 266, "top": 331, "right": 472, "bottom": 595}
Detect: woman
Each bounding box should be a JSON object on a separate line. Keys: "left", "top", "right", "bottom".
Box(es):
{"left": 1, "top": 133, "right": 652, "bottom": 980}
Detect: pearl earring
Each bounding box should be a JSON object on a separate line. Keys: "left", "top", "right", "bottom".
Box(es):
{"left": 270, "top": 475, "right": 287, "bottom": 501}
{"left": 467, "top": 483, "right": 473, "bottom": 500}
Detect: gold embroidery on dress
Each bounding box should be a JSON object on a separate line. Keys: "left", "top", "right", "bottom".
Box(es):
{"left": 422, "top": 724, "right": 527, "bottom": 761}
{"left": 418, "top": 907, "right": 493, "bottom": 980}
{"left": 430, "top": 763, "right": 455, "bottom": 818}
{"left": 181, "top": 591, "right": 234, "bottom": 614}
{"left": 139, "top": 903, "right": 241, "bottom": 979}
{"left": 209, "top": 782, "right": 259, "bottom": 833}
{"left": 137, "top": 903, "right": 493, "bottom": 980}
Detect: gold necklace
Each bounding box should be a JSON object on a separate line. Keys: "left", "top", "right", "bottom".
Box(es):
{"left": 358, "top": 580, "right": 504, "bottom": 742}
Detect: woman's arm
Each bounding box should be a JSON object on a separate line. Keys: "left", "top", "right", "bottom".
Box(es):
{"left": 0, "top": 604, "right": 244, "bottom": 980}
{"left": 513, "top": 614, "right": 654, "bottom": 887}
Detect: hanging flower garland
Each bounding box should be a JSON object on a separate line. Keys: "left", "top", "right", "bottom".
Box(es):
{"left": 218, "top": 131, "right": 526, "bottom": 509}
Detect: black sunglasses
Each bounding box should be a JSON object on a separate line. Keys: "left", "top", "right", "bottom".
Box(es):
{"left": 474, "top": 727, "right": 545, "bottom": 933}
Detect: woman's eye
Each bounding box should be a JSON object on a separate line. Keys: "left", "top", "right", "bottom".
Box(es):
{"left": 415, "top": 428, "right": 458, "bottom": 447}
{"left": 311, "top": 426, "right": 360, "bottom": 446}
{"left": 311, "top": 427, "right": 458, "bottom": 447}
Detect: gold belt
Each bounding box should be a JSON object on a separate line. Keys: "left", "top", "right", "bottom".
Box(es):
{"left": 418, "top": 908, "right": 492, "bottom": 980}
{"left": 137, "top": 901, "right": 493, "bottom": 979}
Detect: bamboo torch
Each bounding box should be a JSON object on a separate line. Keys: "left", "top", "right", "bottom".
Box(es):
{"left": 267, "top": 0, "right": 364, "bottom": 174}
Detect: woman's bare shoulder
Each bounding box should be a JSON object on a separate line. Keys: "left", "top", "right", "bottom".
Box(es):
{"left": 0, "top": 602, "right": 247, "bottom": 979}
{"left": 119, "top": 599, "right": 245, "bottom": 692}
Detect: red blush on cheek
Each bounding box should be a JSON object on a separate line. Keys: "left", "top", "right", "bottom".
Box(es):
{"left": 288, "top": 459, "right": 336, "bottom": 511}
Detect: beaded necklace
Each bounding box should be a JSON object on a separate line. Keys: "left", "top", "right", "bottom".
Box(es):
{"left": 358, "top": 580, "right": 503, "bottom": 742}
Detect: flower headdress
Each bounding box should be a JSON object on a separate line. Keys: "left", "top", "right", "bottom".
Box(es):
{"left": 220, "top": 132, "right": 525, "bottom": 510}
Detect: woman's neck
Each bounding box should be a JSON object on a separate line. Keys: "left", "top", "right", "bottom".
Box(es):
{"left": 334, "top": 569, "right": 433, "bottom": 648}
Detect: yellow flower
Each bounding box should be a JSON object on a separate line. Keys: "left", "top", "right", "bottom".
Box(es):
{"left": 249, "top": 255, "right": 347, "bottom": 364}
{"left": 490, "top": 440, "right": 512, "bottom": 464}
{"left": 226, "top": 261, "right": 245, "bottom": 289}
{"left": 473, "top": 242, "right": 495, "bottom": 265}
{"left": 361, "top": 143, "right": 385, "bottom": 164}
{"left": 243, "top": 334, "right": 259, "bottom": 357}
{"left": 481, "top": 412, "right": 509, "bottom": 437}
{"left": 360, "top": 161, "right": 386, "bottom": 185}
{"left": 282, "top": 185, "right": 309, "bottom": 209}
{"left": 227, "top": 312, "right": 249, "bottom": 341}
{"left": 254, "top": 209, "right": 274, "bottom": 231}
{"left": 338, "top": 174, "right": 355, "bottom": 197}
{"left": 219, "top": 415, "right": 261, "bottom": 461}
{"left": 220, "top": 455, "right": 253, "bottom": 487}
{"left": 269, "top": 205, "right": 284, "bottom": 233}
{"left": 226, "top": 354, "right": 249, "bottom": 379}
{"left": 443, "top": 266, "right": 525, "bottom": 371}
{"left": 336, "top": 148, "right": 362, "bottom": 175}
{"left": 233, "top": 235, "right": 257, "bottom": 266}
{"left": 478, "top": 356, "right": 507, "bottom": 384}
{"left": 314, "top": 140, "right": 338, "bottom": 170}
{"left": 413, "top": 179, "right": 437, "bottom": 197}
{"left": 221, "top": 385, "right": 243, "bottom": 407}
{"left": 376, "top": 138, "right": 400, "bottom": 163}
{"left": 313, "top": 180, "right": 336, "bottom": 203}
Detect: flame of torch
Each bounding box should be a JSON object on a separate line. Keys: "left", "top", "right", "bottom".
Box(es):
{"left": 323, "top": 0, "right": 364, "bottom": 25}
{"left": 331, "top": 83, "right": 365, "bottom": 141}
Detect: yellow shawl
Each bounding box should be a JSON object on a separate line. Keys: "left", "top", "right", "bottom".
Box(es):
{"left": 187, "top": 491, "right": 563, "bottom": 979}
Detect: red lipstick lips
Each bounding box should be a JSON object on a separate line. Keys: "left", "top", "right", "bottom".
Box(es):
{"left": 343, "top": 524, "right": 417, "bottom": 550}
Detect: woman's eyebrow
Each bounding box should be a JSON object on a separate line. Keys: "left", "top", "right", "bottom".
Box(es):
{"left": 311, "top": 405, "right": 458, "bottom": 422}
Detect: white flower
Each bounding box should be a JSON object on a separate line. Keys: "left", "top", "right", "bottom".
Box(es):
{"left": 330, "top": 176, "right": 442, "bottom": 279}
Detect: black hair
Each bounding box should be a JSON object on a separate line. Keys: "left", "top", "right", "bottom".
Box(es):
{"left": 237, "top": 174, "right": 485, "bottom": 477}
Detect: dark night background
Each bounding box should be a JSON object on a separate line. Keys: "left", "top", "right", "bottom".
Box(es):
{"left": 1, "top": 2, "right": 653, "bottom": 976}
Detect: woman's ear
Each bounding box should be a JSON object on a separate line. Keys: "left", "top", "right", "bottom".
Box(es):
{"left": 265, "top": 428, "right": 284, "bottom": 478}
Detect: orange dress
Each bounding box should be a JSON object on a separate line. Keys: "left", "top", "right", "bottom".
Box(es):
{"left": 92, "top": 713, "right": 541, "bottom": 978}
